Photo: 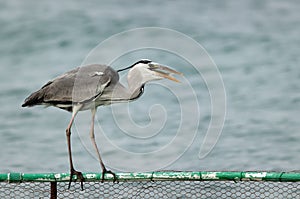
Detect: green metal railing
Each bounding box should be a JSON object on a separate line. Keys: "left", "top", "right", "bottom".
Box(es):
{"left": 1, "top": 171, "right": 299, "bottom": 198}
{"left": 1, "top": 171, "right": 300, "bottom": 182}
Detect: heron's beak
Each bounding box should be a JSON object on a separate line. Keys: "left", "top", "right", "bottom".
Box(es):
{"left": 150, "top": 64, "right": 183, "bottom": 83}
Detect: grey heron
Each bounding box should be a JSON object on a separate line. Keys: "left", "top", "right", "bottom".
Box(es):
{"left": 22, "top": 59, "right": 182, "bottom": 189}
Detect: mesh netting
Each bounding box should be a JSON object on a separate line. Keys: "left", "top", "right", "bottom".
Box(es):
{"left": 1, "top": 180, "right": 299, "bottom": 199}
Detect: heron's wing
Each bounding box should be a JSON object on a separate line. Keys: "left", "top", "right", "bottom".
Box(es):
{"left": 45, "top": 64, "right": 119, "bottom": 103}
{"left": 23, "top": 64, "right": 119, "bottom": 106}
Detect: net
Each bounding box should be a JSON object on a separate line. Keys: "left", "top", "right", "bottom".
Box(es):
{"left": 0, "top": 171, "right": 299, "bottom": 199}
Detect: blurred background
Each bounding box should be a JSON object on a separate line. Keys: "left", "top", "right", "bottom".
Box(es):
{"left": 0, "top": 0, "right": 299, "bottom": 173}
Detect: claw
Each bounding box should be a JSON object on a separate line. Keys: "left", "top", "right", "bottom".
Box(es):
{"left": 101, "top": 168, "right": 118, "bottom": 183}
{"left": 68, "top": 168, "right": 85, "bottom": 190}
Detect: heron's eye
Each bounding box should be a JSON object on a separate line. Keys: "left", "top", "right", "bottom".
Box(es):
{"left": 148, "top": 63, "right": 157, "bottom": 69}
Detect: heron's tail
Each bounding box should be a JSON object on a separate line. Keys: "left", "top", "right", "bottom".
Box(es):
{"left": 22, "top": 89, "right": 45, "bottom": 107}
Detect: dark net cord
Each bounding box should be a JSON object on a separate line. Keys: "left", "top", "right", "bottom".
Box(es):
{"left": 0, "top": 180, "right": 299, "bottom": 199}
{"left": 0, "top": 171, "right": 299, "bottom": 198}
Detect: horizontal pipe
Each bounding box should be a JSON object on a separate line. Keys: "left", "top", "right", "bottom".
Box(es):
{"left": 0, "top": 171, "right": 299, "bottom": 183}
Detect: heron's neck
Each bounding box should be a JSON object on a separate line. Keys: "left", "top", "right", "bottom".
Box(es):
{"left": 126, "top": 84, "right": 144, "bottom": 101}
{"left": 126, "top": 71, "right": 145, "bottom": 100}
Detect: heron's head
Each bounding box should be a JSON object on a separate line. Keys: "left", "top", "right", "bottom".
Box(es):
{"left": 127, "top": 59, "right": 182, "bottom": 84}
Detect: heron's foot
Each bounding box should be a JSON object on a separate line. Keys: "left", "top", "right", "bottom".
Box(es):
{"left": 101, "top": 168, "right": 118, "bottom": 183}
{"left": 68, "top": 168, "right": 85, "bottom": 190}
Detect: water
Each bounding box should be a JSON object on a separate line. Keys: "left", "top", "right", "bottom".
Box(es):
{"left": 0, "top": 0, "right": 299, "bottom": 173}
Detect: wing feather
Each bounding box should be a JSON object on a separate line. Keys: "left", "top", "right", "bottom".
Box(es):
{"left": 22, "top": 64, "right": 119, "bottom": 107}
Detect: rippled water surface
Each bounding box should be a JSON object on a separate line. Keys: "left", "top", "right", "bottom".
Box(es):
{"left": 0, "top": 0, "right": 299, "bottom": 173}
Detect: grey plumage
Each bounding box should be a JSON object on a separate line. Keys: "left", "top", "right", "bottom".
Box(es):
{"left": 22, "top": 64, "right": 122, "bottom": 111}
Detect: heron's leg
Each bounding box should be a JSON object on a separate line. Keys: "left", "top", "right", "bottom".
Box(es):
{"left": 66, "top": 104, "right": 84, "bottom": 190}
{"left": 90, "top": 108, "right": 117, "bottom": 183}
